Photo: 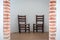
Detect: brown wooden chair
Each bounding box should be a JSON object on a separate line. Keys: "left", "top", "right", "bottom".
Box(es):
{"left": 18, "top": 15, "right": 30, "bottom": 33}
{"left": 33, "top": 15, "right": 44, "bottom": 32}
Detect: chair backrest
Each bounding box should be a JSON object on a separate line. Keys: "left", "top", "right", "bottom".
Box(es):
{"left": 36, "top": 15, "right": 44, "bottom": 24}
{"left": 18, "top": 15, "right": 26, "bottom": 24}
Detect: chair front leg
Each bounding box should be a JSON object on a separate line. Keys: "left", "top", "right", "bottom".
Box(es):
{"left": 42, "top": 24, "right": 44, "bottom": 32}
{"left": 19, "top": 24, "right": 21, "bottom": 33}
{"left": 28, "top": 24, "right": 30, "bottom": 32}
{"left": 25, "top": 25, "right": 26, "bottom": 32}
{"left": 36, "top": 24, "right": 38, "bottom": 32}
{"left": 33, "top": 24, "right": 34, "bottom": 32}
{"left": 33, "top": 24, "right": 36, "bottom": 32}
{"left": 36, "top": 26, "right": 38, "bottom": 32}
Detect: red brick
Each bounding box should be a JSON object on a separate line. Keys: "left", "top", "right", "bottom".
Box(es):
{"left": 4, "top": 14, "right": 10, "bottom": 16}
{"left": 50, "top": 1, "right": 56, "bottom": 3}
{"left": 49, "top": 23, "right": 56, "bottom": 26}
{"left": 50, "top": 7, "right": 56, "bottom": 10}
{"left": 49, "top": 21, "right": 56, "bottom": 23}
{"left": 49, "top": 11, "right": 55, "bottom": 13}
{"left": 3, "top": 1, "right": 10, "bottom": 4}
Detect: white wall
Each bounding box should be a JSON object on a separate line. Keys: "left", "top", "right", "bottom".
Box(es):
{"left": 0, "top": 0, "right": 3, "bottom": 40}
{"left": 56, "top": 0, "right": 60, "bottom": 40}
{"left": 10, "top": 0, "right": 49, "bottom": 33}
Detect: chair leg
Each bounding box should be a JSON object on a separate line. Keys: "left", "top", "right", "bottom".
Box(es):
{"left": 19, "top": 25, "right": 21, "bottom": 33}
{"left": 19, "top": 30, "right": 20, "bottom": 33}
{"left": 36, "top": 29, "right": 38, "bottom": 32}
{"left": 29, "top": 28, "right": 30, "bottom": 32}
{"left": 25, "top": 27, "right": 26, "bottom": 32}
{"left": 42, "top": 27, "right": 44, "bottom": 32}
{"left": 33, "top": 29, "right": 34, "bottom": 32}
{"left": 33, "top": 27, "right": 35, "bottom": 32}
{"left": 42, "top": 30, "right": 44, "bottom": 32}
{"left": 19, "top": 29, "right": 21, "bottom": 33}
{"left": 27, "top": 27, "right": 30, "bottom": 32}
{"left": 36, "top": 27, "right": 38, "bottom": 32}
{"left": 42, "top": 28, "right": 44, "bottom": 32}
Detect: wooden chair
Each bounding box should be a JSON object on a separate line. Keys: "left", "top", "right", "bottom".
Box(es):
{"left": 33, "top": 15, "right": 44, "bottom": 32}
{"left": 18, "top": 15, "right": 30, "bottom": 33}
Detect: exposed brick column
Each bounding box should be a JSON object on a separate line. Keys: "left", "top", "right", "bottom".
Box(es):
{"left": 49, "top": 0, "right": 56, "bottom": 40}
{"left": 3, "top": 0, "right": 10, "bottom": 40}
